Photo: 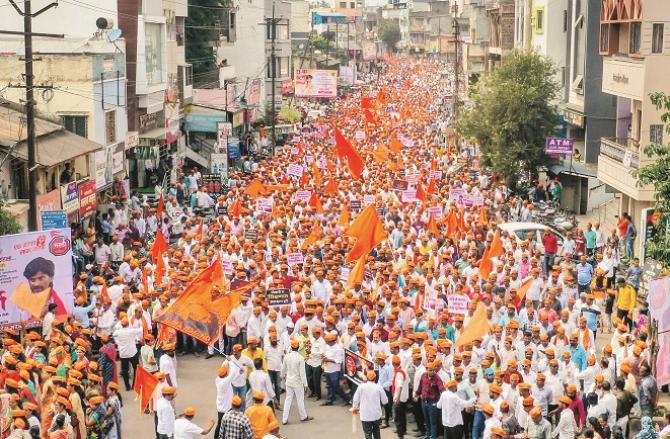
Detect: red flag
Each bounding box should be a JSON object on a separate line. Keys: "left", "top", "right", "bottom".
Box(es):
{"left": 427, "top": 178, "right": 436, "bottom": 195}
{"left": 361, "top": 96, "right": 374, "bottom": 109}
{"left": 364, "top": 108, "right": 377, "bottom": 125}
{"left": 156, "top": 258, "right": 258, "bottom": 345}
{"left": 344, "top": 205, "right": 387, "bottom": 263}
{"left": 133, "top": 365, "right": 159, "bottom": 412}
{"left": 156, "top": 194, "right": 164, "bottom": 219}
{"left": 334, "top": 128, "right": 365, "bottom": 179}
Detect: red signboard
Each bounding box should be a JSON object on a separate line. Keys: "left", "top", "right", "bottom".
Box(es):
{"left": 281, "top": 79, "right": 294, "bottom": 95}
{"left": 78, "top": 180, "right": 97, "bottom": 218}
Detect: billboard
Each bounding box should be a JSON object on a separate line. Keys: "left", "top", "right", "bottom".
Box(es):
{"left": 78, "top": 180, "right": 97, "bottom": 218}
{"left": 0, "top": 229, "right": 74, "bottom": 329}
{"left": 294, "top": 69, "right": 338, "bottom": 99}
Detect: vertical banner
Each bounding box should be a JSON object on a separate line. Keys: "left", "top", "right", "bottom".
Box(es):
{"left": 78, "top": 180, "right": 97, "bottom": 219}
{"left": 36, "top": 189, "right": 61, "bottom": 230}
{"left": 0, "top": 228, "right": 74, "bottom": 329}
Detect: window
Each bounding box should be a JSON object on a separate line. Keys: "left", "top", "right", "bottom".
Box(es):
{"left": 184, "top": 65, "right": 193, "bottom": 86}
{"left": 145, "top": 22, "right": 164, "bottom": 85}
{"left": 650, "top": 124, "right": 664, "bottom": 144}
{"left": 279, "top": 57, "right": 289, "bottom": 77}
{"left": 630, "top": 22, "right": 641, "bottom": 54}
{"left": 105, "top": 111, "right": 116, "bottom": 144}
{"left": 267, "top": 22, "right": 289, "bottom": 40}
{"left": 219, "top": 10, "right": 236, "bottom": 43}
{"left": 267, "top": 57, "right": 290, "bottom": 78}
{"left": 563, "top": 10, "right": 568, "bottom": 32}
{"left": 534, "top": 7, "right": 544, "bottom": 34}
{"left": 176, "top": 17, "right": 185, "bottom": 46}
{"left": 600, "top": 23, "right": 610, "bottom": 52}
{"left": 340, "top": 1, "right": 346, "bottom": 7}
{"left": 652, "top": 23, "right": 664, "bottom": 54}
{"left": 61, "top": 115, "right": 87, "bottom": 137}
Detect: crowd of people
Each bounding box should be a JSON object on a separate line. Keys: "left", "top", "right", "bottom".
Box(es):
{"left": 1, "top": 56, "right": 668, "bottom": 439}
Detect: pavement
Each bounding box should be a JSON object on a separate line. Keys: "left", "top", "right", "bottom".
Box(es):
{"left": 120, "top": 354, "right": 399, "bottom": 439}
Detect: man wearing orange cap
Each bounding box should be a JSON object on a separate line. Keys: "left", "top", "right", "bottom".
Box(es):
{"left": 352, "top": 370, "right": 388, "bottom": 439}
{"left": 156, "top": 386, "right": 177, "bottom": 439}
{"left": 552, "top": 395, "right": 577, "bottom": 438}
{"left": 174, "top": 406, "right": 215, "bottom": 439}
{"left": 112, "top": 316, "right": 143, "bottom": 390}
{"left": 322, "top": 333, "right": 349, "bottom": 406}
{"left": 437, "top": 379, "right": 476, "bottom": 439}
{"left": 281, "top": 338, "right": 312, "bottom": 424}
{"left": 219, "top": 395, "right": 253, "bottom": 439}
{"left": 245, "top": 390, "right": 278, "bottom": 439}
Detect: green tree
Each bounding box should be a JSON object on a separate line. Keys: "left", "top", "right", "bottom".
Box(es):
{"left": 636, "top": 92, "right": 670, "bottom": 267}
{"left": 186, "top": 0, "right": 230, "bottom": 87}
{"left": 378, "top": 20, "right": 401, "bottom": 52}
{"left": 0, "top": 200, "right": 21, "bottom": 236}
{"left": 457, "top": 50, "right": 560, "bottom": 191}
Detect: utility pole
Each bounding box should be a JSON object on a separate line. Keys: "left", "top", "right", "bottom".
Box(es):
{"left": 452, "top": 4, "right": 461, "bottom": 152}
{"left": 7, "top": 0, "right": 60, "bottom": 231}
{"left": 266, "top": 1, "right": 280, "bottom": 156}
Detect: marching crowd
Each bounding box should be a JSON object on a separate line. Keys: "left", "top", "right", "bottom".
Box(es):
{"left": 1, "top": 56, "right": 669, "bottom": 439}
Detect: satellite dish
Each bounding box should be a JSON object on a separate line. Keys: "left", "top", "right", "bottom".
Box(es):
{"left": 107, "top": 28, "right": 123, "bottom": 42}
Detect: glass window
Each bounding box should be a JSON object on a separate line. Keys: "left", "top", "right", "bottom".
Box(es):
{"left": 145, "top": 22, "right": 164, "bottom": 85}
{"left": 650, "top": 124, "right": 664, "bottom": 144}
{"left": 629, "top": 22, "right": 641, "bottom": 54}
{"left": 534, "top": 8, "right": 544, "bottom": 34}
{"left": 61, "top": 115, "right": 87, "bottom": 137}
{"left": 280, "top": 57, "right": 289, "bottom": 77}
{"left": 105, "top": 111, "right": 116, "bottom": 144}
{"left": 652, "top": 23, "right": 664, "bottom": 54}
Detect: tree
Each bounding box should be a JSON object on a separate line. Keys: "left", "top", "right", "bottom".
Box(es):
{"left": 186, "top": 0, "right": 230, "bottom": 87}
{"left": 636, "top": 92, "right": 670, "bottom": 267}
{"left": 0, "top": 200, "right": 22, "bottom": 236}
{"left": 457, "top": 50, "right": 560, "bottom": 191}
{"left": 378, "top": 20, "right": 401, "bottom": 52}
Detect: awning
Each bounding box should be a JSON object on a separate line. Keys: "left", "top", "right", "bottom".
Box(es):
{"left": 550, "top": 160, "right": 597, "bottom": 178}
{"left": 139, "top": 127, "right": 167, "bottom": 139}
{"left": 12, "top": 130, "right": 102, "bottom": 167}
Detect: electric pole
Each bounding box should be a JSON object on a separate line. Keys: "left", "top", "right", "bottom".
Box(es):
{"left": 6, "top": 0, "right": 60, "bottom": 231}
{"left": 452, "top": 4, "right": 461, "bottom": 152}
{"left": 266, "top": 1, "right": 280, "bottom": 156}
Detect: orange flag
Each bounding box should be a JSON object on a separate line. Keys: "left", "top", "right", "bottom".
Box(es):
{"left": 229, "top": 199, "right": 242, "bottom": 218}
{"left": 324, "top": 179, "right": 339, "bottom": 196}
{"left": 346, "top": 255, "right": 367, "bottom": 289}
{"left": 445, "top": 208, "right": 459, "bottom": 238}
{"left": 426, "top": 178, "right": 436, "bottom": 195}
{"left": 478, "top": 247, "right": 492, "bottom": 280}
{"left": 156, "top": 258, "right": 258, "bottom": 345}
{"left": 427, "top": 214, "right": 440, "bottom": 236}
{"left": 334, "top": 128, "right": 365, "bottom": 179}
{"left": 489, "top": 230, "right": 504, "bottom": 258}
{"left": 312, "top": 160, "right": 323, "bottom": 188}
{"left": 390, "top": 136, "right": 403, "bottom": 153}
{"left": 154, "top": 254, "right": 166, "bottom": 286}
{"left": 301, "top": 222, "right": 323, "bottom": 250}
{"left": 337, "top": 206, "right": 350, "bottom": 227}
{"left": 309, "top": 193, "right": 324, "bottom": 214}
{"left": 344, "top": 205, "right": 387, "bottom": 263}
{"left": 151, "top": 230, "right": 169, "bottom": 263}
{"left": 156, "top": 194, "right": 165, "bottom": 219}
{"left": 415, "top": 183, "right": 427, "bottom": 203}
{"left": 244, "top": 179, "right": 268, "bottom": 198}
{"left": 514, "top": 277, "right": 534, "bottom": 309}
{"left": 457, "top": 207, "right": 467, "bottom": 233}
{"left": 133, "top": 365, "right": 159, "bottom": 412}
{"left": 477, "top": 206, "right": 489, "bottom": 227}
{"left": 373, "top": 143, "right": 390, "bottom": 164}
{"left": 100, "top": 282, "right": 110, "bottom": 303}
{"left": 361, "top": 96, "right": 374, "bottom": 109}
{"left": 455, "top": 302, "right": 490, "bottom": 349}
{"left": 364, "top": 108, "right": 377, "bottom": 125}
{"left": 195, "top": 218, "right": 204, "bottom": 241}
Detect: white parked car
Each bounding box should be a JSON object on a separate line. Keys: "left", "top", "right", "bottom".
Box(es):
{"left": 498, "top": 222, "right": 566, "bottom": 254}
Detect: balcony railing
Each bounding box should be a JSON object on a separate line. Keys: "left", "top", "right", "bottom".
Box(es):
{"left": 600, "top": 137, "right": 640, "bottom": 169}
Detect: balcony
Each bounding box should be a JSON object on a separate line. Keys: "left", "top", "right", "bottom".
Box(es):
{"left": 600, "top": 137, "right": 640, "bottom": 169}
{"left": 597, "top": 137, "right": 655, "bottom": 201}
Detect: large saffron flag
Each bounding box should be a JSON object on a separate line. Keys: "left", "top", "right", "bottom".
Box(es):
{"left": 334, "top": 128, "right": 365, "bottom": 179}
{"left": 229, "top": 199, "right": 242, "bottom": 218}
{"left": 514, "top": 277, "right": 534, "bottom": 310}
{"left": 455, "top": 302, "right": 490, "bottom": 349}
{"left": 301, "top": 222, "right": 323, "bottom": 250}
{"left": 346, "top": 255, "right": 366, "bottom": 289}
{"left": 244, "top": 179, "right": 268, "bottom": 198}
{"left": 478, "top": 247, "right": 492, "bottom": 280}
{"left": 489, "top": 230, "right": 504, "bottom": 258}
{"left": 344, "top": 205, "right": 387, "bottom": 263}
{"left": 156, "top": 258, "right": 257, "bottom": 345}
{"left": 133, "top": 365, "right": 159, "bottom": 412}
{"left": 151, "top": 230, "right": 169, "bottom": 262}
{"left": 156, "top": 194, "right": 165, "bottom": 219}
{"left": 324, "top": 179, "right": 339, "bottom": 196}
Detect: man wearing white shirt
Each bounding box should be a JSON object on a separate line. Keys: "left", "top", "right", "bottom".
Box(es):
{"left": 173, "top": 406, "right": 214, "bottom": 439}
{"left": 224, "top": 344, "right": 254, "bottom": 410}
{"left": 391, "top": 355, "right": 410, "bottom": 439}
{"left": 214, "top": 365, "right": 235, "bottom": 439}
{"left": 281, "top": 339, "right": 312, "bottom": 424}
{"left": 159, "top": 345, "right": 178, "bottom": 388}
{"left": 264, "top": 334, "right": 285, "bottom": 403}
{"left": 552, "top": 395, "right": 578, "bottom": 439}
{"left": 353, "top": 370, "right": 388, "bottom": 439}
{"left": 597, "top": 382, "right": 617, "bottom": 431}
{"left": 156, "top": 386, "right": 177, "bottom": 439}
{"left": 322, "top": 334, "right": 348, "bottom": 406}
{"left": 113, "top": 317, "right": 143, "bottom": 390}
{"left": 437, "top": 379, "right": 477, "bottom": 439}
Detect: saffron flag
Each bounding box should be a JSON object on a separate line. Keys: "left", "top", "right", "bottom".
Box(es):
{"left": 346, "top": 255, "right": 366, "bottom": 289}
{"left": 445, "top": 208, "right": 459, "bottom": 238}
{"left": 337, "top": 206, "right": 350, "bottom": 227}
{"left": 133, "top": 365, "right": 159, "bottom": 412}
{"left": 478, "top": 247, "right": 492, "bottom": 280}
{"left": 427, "top": 214, "right": 440, "bottom": 236}
{"left": 390, "top": 136, "right": 403, "bottom": 154}
{"left": 334, "top": 128, "right": 365, "bottom": 179}
{"left": 324, "top": 180, "right": 339, "bottom": 196}
{"left": 373, "top": 143, "right": 390, "bottom": 164}
{"left": 156, "top": 194, "right": 165, "bottom": 219}
{"left": 195, "top": 218, "right": 204, "bottom": 241}
{"left": 455, "top": 302, "right": 490, "bottom": 349}
{"left": 364, "top": 108, "right": 377, "bottom": 125}
{"left": 427, "top": 178, "right": 436, "bottom": 195}
{"left": 229, "top": 199, "right": 242, "bottom": 218}
{"left": 514, "top": 277, "right": 534, "bottom": 310}
{"left": 156, "top": 258, "right": 258, "bottom": 345}
{"left": 489, "top": 230, "right": 504, "bottom": 259}
{"left": 312, "top": 160, "right": 323, "bottom": 188}
{"left": 244, "top": 179, "right": 268, "bottom": 198}
{"left": 100, "top": 282, "right": 110, "bottom": 303}
{"left": 150, "top": 230, "right": 169, "bottom": 265}
{"left": 344, "top": 205, "right": 387, "bottom": 263}
{"left": 361, "top": 96, "right": 374, "bottom": 109}
{"left": 301, "top": 222, "right": 323, "bottom": 250}
{"left": 415, "top": 183, "right": 427, "bottom": 203}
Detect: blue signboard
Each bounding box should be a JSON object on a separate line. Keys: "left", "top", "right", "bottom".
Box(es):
{"left": 41, "top": 210, "right": 68, "bottom": 230}
{"left": 228, "top": 137, "right": 241, "bottom": 159}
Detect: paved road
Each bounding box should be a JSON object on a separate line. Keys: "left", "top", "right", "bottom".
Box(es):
{"left": 121, "top": 354, "right": 400, "bottom": 439}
